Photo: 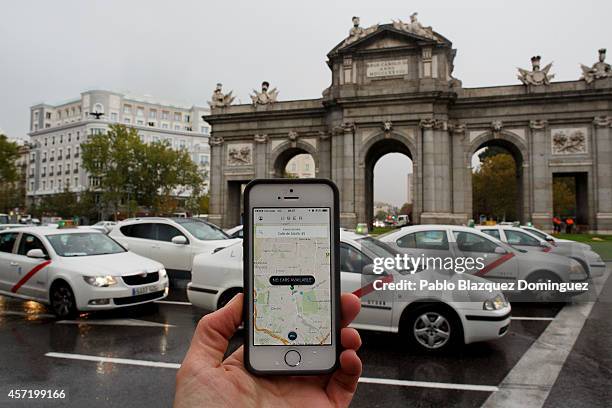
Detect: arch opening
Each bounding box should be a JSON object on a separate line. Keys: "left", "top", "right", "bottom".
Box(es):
{"left": 274, "top": 147, "right": 315, "bottom": 179}
{"left": 365, "top": 138, "right": 414, "bottom": 229}
{"left": 471, "top": 139, "right": 524, "bottom": 224}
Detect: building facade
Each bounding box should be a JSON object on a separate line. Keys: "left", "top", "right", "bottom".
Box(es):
{"left": 204, "top": 17, "right": 612, "bottom": 233}
{"left": 28, "top": 90, "right": 211, "bottom": 202}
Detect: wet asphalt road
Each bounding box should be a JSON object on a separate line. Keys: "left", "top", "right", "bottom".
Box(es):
{"left": 0, "top": 266, "right": 610, "bottom": 408}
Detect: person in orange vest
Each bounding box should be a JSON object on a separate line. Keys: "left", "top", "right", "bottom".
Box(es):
{"left": 565, "top": 217, "right": 574, "bottom": 234}
{"left": 552, "top": 216, "right": 562, "bottom": 233}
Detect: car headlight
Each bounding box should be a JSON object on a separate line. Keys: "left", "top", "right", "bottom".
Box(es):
{"left": 483, "top": 293, "right": 508, "bottom": 311}
{"left": 569, "top": 261, "right": 587, "bottom": 280}
{"left": 159, "top": 268, "right": 167, "bottom": 279}
{"left": 83, "top": 275, "right": 118, "bottom": 287}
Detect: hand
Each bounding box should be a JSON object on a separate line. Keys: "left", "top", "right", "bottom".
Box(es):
{"left": 174, "top": 293, "right": 362, "bottom": 408}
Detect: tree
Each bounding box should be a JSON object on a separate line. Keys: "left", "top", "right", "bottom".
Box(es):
{"left": 472, "top": 153, "right": 518, "bottom": 221}
{"left": 0, "top": 135, "right": 23, "bottom": 213}
{"left": 81, "top": 124, "right": 204, "bottom": 217}
{"left": 553, "top": 177, "right": 576, "bottom": 217}
{"left": 399, "top": 202, "right": 413, "bottom": 216}
{"left": 478, "top": 146, "right": 507, "bottom": 162}
{"left": 375, "top": 210, "right": 388, "bottom": 221}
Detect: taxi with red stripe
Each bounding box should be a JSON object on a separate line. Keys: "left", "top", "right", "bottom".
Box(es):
{"left": 380, "top": 225, "right": 588, "bottom": 302}
{"left": 187, "top": 228, "right": 512, "bottom": 353}
{"left": 0, "top": 226, "right": 168, "bottom": 318}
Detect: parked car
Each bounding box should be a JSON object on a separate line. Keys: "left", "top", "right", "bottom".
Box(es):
{"left": 520, "top": 225, "right": 592, "bottom": 250}
{"left": 379, "top": 225, "right": 588, "bottom": 301}
{"left": 109, "top": 217, "right": 240, "bottom": 279}
{"left": 188, "top": 230, "right": 511, "bottom": 352}
{"left": 224, "top": 225, "right": 243, "bottom": 239}
{"left": 0, "top": 224, "right": 27, "bottom": 231}
{"left": 90, "top": 221, "right": 117, "bottom": 234}
{"left": 477, "top": 225, "right": 605, "bottom": 278}
{"left": 0, "top": 227, "right": 168, "bottom": 318}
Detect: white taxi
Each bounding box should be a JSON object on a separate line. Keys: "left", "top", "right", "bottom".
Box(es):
{"left": 188, "top": 230, "right": 511, "bottom": 353}
{"left": 0, "top": 227, "right": 169, "bottom": 318}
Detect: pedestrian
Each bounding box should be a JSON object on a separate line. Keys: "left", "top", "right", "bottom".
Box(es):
{"left": 174, "top": 293, "right": 362, "bottom": 408}
{"left": 552, "top": 216, "right": 561, "bottom": 233}
{"left": 566, "top": 217, "right": 574, "bottom": 234}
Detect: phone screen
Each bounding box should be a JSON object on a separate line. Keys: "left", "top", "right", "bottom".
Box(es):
{"left": 252, "top": 207, "right": 332, "bottom": 346}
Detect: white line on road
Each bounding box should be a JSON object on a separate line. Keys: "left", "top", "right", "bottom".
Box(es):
{"left": 56, "top": 318, "right": 175, "bottom": 328}
{"left": 43, "top": 352, "right": 499, "bottom": 392}
{"left": 482, "top": 269, "right": 611, "bottom": 408}
{"left": 510, "top": 316, "right": 555, "bottom": 321}
{"left": 45, "top": 352, "right": 181, "bottom": 369}
{"left": 155, "top": 300, "right": 192, "bottom": 306}
{"left": 358, "top": 377, "right": 499, "bottom": 392}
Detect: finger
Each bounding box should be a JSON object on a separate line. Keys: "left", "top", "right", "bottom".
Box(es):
{"left": 182, "top": 293, "right": 243, "bottom": 368}
{"left": 341, "top": 327, "right": 361, "bottom": 351}
{"left": 340, "top": 293, "right": 361, "bottom": 328}
{"left": 326, "top": 349, "right": 362, "bottom": 407}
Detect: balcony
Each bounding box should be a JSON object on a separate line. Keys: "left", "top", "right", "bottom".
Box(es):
{"left": 29, "top": 159, "right": 35, "bottom": 164}
{"left": 65, "top": 154, "right": 70, "bottom": 159}
{"left": 41, "top": 173, "right": 46, "bottom": 177}
{"left": 57, "top": 156, "right": 63, "bottom": 160}
{"left": 48, "top": 172, "right": 53, "bottom": 176}
{"left": 65, "top": 170, "right": 70, "bottom": 175}
{"left": 42, "top": 158, "right": 47, "bottom": 163}
{"left": 50, "top": 157, "right": 54, "bottom": 162}
{"left": 74, "top": 153, "right": 80, "bottom": 158}
{"left": 73, "top": 168, "right": 78, "bottom": 174}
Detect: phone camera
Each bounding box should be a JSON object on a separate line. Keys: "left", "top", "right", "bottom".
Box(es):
{"left": 277, "top": 196, "right": 280, "bottom": 199}
{"left": 289, "top": 188, "right": 293, "bottom": 192}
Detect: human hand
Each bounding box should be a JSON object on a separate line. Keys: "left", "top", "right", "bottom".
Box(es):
{"left": 174, "top": 293, "right": 362, "bottom": 408}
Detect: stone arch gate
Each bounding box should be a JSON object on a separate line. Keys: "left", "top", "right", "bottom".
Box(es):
{"left": 205, "top": 20, "right": 612, "bottom": 233}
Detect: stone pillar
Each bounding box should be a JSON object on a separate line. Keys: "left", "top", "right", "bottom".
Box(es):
{"left": 420, "top": 119, "right": 456, "bottom": 224}
{"left": 208, "top": 135, "right": 224, "bottom": 227}
{"left": 340, "top": 122, "right": 357, "bottom": 228}
{"left": 253, "top": 134, "right": 268, "bottom": 179}
{"left": 594, "top": 116, "right": 612, "bottom": 233}
{"left": 529, "top": 119, "right": 552, "bottom": 230}
{"left": 449, "top": 122, "right": 469, "bottom": 224}
{"left": 317, "top": 131, "right": 332, "bottom": 179}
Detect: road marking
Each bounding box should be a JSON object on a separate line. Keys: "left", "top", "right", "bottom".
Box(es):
{"left": 510, "top": 316, "right": 555, "bottom": 321}
{"left": 56, "top": 318, "right": 175, "bottom": 328}
{"left": 482, "top": 270, "right": 610, "bottom": 408}
{"left": 44, "top": 351, "right": 499, "bottom": 392}
{"left": 0, "top": 310, "right": 55, "bottom": 319}
{"left": 45, "top": 352, "right": 181, "bottom": 369}
{"left": 358, "top": 377, "right": 499, "bottom": 392}
{"left": 155, "top": 300, "right": 192, "bottom": 306}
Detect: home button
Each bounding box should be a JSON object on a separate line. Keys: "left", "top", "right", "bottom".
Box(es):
{"left": 284, "top": 350, "right": 301, "bottom": 367}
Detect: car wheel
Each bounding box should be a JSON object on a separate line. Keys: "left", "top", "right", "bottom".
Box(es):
{"left": 50, "top": 282, "right": 78, "bottom": 318}
{"left": 527, "top": 272, "right": 562, "bottom": 302}
{"left": 402, "top": 305, "right": 461, "bottom": 353}
{"left": 217, "top": 288, "right": 242, "bottom": 310}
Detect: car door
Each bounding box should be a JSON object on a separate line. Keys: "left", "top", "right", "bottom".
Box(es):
{"left": 503, "top": 229, "right": 547, "bottom": 253}
{"left": 149, "top": 223, "right": 192, "bottom": 273}
{"left": 451, "top": 230, "right": 519, "bottom": 283}
{"left": 0, "top": 232, "right": 20, "bottom": 291}
{"left": 117, "top": 223, "right": 156, "bottom": 258}
{"left": 13, "top": 233, "right": 51, "bottom": 299}
{"left": 393, "top": 229, "right": 453, "bottom": 265}
{"left": 339, "top": 243, "right": 392, "bottom": 329}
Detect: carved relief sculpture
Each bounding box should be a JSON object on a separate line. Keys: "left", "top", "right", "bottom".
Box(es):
{"left": 382, "top": 121, "right": 393, "bottom": 132}
{"left": 551, "top": 129, "right": 587, "bottom": 155}
{"left": 517, "top": 56, "right": 554, "bottom": 86}
{"left": 253, "top": 134, "right": 268, "bottom": 143}
{"left": 208, "top": 83, "right": 235, "bottom": 108}
{"left": 288, "top": 131, "right": 299, "bottom": 142}
{"left": 209, "top": 135, "right": 224, "bottom": 146}
{"left": 491, "top": 120, "right": 503, "bottom": 133}
{"left": 392, "top": 12, "right": 437, "bottom": 41}
{"left": 342, "top": 16, "right": 378, "bottom": 47}
{"left": 250, "top": 81, "right": 279, "bottom": 106}
{"left": 227, "top": 144, "right": 253, "bottom": 165}
{"left": 580, "top": 49, "right": 611, "bottom": 84}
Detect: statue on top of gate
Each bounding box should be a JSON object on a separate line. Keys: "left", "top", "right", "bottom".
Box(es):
{"left": 342, "top": 16, "right": 378, "bottom": 47}
{"left": 392, "top": 12, "right": 437, "bottom": 41}
{"left": 250, "top": 81, "right": 279, "bottom": 106}
{"left": 580, "top": 48, "right": 611, "bottom": 84}
{"left": 208, "top": 83, "right": 235, "bottom": 108}
{"left": 517, "top": 56, "right": 554, "bottom": 86}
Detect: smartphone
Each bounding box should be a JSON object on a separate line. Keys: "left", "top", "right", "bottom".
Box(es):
{"left": 243, "top": 179, "right": 340, "bottom": 375}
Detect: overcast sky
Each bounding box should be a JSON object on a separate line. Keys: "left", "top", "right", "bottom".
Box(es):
{"left": 1, "top": 1, "right": 609, "bottom": 206}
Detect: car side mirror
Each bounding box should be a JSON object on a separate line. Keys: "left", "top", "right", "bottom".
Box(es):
{"left": 26, "top": 249, "right": 46, "bottom": 259}
{"left": 172, "top": 235, "right": 188, "bottom": 245}
{"left": 494, "top": 246, "right": 507, "bottom": 255}
{"left": 545, "top": 237, "right": 555, "bottom": 243}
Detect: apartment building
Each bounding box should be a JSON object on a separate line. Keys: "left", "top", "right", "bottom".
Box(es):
{"left": 28, "top": 90, "right": 210, "bottom": 202}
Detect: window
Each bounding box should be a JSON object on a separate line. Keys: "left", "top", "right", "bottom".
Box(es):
{"left": 29, "top": 181, "right": 34, "bottom": 191}
{"left": 42, "top": 181, "right": 46, "bottom": 190}
{"left": 177, "top": 220, "right": 228, "bottom": 240}
{"left": 45, "top": 112, "right": 52, "bottom": 119}
{"left": 199, "top": 154, "right": 209, "bottom": 165}
{"left": 59, "top": 134, "right": 63, "bottom": 143}
{"left": 149, "top": 109, "right": 157, "bottom": 119}
{"left": 161, "top": 111, "right": 169, "bottom": 120}
{"left": 397, "top": 230, "right": 449, "bottom": 250}
{"left": 18, "top": 234, "right": 48, "bottom": 257}
{"left": 481, "top": 229, "right": 501, "bottom": 240}
{"left": 124, "top": 118, "right": 131, "bottom": 124}
{"left": 120, "top": 223, "right": 156, "bottom": 240}
{"left": 58, "top": 148, "right": 62, "bottom": 158}
{"left": 0, "top": 233, "right": 18, "bottom": 253}
{"left": 75, "top": 146, "right": 80, "bottom": 156}
{"left": 74, "top": 177, "right": 78, "bottom": 186}
{"left": 162, "top": 123, "right": 169, "bottom": 129}
{"left": 34, "top": 124, "right": 39, "bottom": 131}
{"left": 174, "top": 125, "right": 180, "bottom": 131}
{"left": 68, "top": 133, "right": 71, "bottom": 142}
{"left": 174, "top": 112, "right": 181, "bottom": 121}
{"left": 44, "top": 138, "right": 48, "bottom": 146}
{"left": 47, "top": 233, "right": 125, "bottom": 257}
{"left": 453, "top": 231, "right": 498, "bottom": 253}
{"left": 184, "top": 114, "right": 190, "bottom": 122}
{"left": 505, "top": 230, "right": 540, "bottom": 246}
{"left": 76, "top": 131, "right": 80, "bottom": 141}
{"left": 111, "top": 112, "right": 118, "bottom": 121}
{"left": 137, "top": 120, "right": 144, "bottom": 125}
{"left": 123, "top": 105, "right": 131, "bottom": 114}
{"left": 52, "top": 136, "right": 55, "bottom": 145}
{"left": 200, "top": 126, "right": 209, "bottom": 135}
{"left": 305, "top": 163, "right": 310, "bottom": 171}
{"left": 67, "top": 147, "right": 71, "bottom": 157}
{"left": 179, "top": 139, "right": 185, "bottom": 149}
{"left": 156, "top": 224, "right": 186, "bottom": 242}
{"left": 50, "top": 180, "right": 54, "bottom": 189}
{"left": 340, "top": 243, "right": 370, "bottom": 273}
{"left": 522, "top": 227, "right": 548, "bottom": 240}
{"left": 136, "top": 107, "right": 144, "bottom": 117}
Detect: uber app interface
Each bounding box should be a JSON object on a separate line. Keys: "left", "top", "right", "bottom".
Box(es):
{"left": 253, "top": 207, "right": 332, "bottom": 346}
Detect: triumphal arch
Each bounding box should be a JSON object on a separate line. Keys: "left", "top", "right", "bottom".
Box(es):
{"left": 204, "top": 15, "right": 612, "bottom": 233}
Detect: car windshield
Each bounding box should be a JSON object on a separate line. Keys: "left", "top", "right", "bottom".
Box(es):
{"left": 523, "top": 227, "right": 548, "bottom": 240}
{"left": 178, "top": 220, "right": 229, "bottom": 240}
{"left": 355, "top": 236, "right": 398, "bottom": 258}
{"left": 47, "top": 232, "right": 126, "bottom": 257}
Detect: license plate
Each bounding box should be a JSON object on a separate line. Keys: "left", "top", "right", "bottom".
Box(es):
{"left": 132, "top": 284, "right": 160, "bottom": 296}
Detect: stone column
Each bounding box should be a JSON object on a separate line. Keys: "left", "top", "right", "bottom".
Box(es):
{"left": 208, "top": 135, "right": 224, "bottom": 227}
{"left": 253, "top": 134, "right": 268, "bottom": 179}
{"left": 420, "top": 119, "right": 455, "bottom": 224}
{"left": 594, "top": 116, "right": 612, "bottom": 232}
{"left": 449, "top": 122, "right": 469, "bottom": 224}
{"left": 529, "top": 119, "right": 552, "bottom": 230}
{"left": 317, "top": 130, "right": 332, "bottom": 179}
{"left": 340, "top": 122, "right": 356, "bottom": 228}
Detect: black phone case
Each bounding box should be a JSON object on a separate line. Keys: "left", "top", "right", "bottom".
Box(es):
{"left": 243, "top": 178, "right": 341, "bottom": 375}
